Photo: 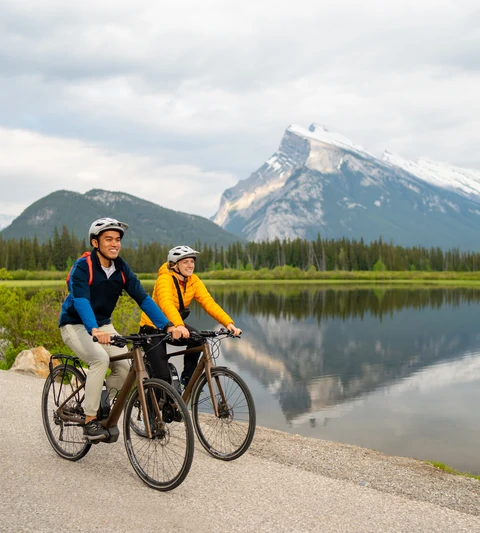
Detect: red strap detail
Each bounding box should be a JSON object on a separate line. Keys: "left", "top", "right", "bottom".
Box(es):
{"left": 66, "top": 252, "right": 92, "bottom": 286}
{"left": 67, "top": 251, "right": 124, "bottom": 286}
{"left": 85, "top": 254, "right": 93, "bottom": 285}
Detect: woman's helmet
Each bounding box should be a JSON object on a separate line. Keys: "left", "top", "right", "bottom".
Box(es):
{"left": 89, "top": 217, "right": 129, "bottom": 245}
{"left": 167, "top": 245, "right": 200, "bottom": 264}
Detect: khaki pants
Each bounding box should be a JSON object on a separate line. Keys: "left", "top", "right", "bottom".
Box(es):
{"left": 60, "top": 323, "right": 130, "bottom": 417}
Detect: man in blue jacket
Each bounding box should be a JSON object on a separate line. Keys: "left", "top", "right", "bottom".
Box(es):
{"left": 59, "top": 217, "right": 182, "bottom": 441}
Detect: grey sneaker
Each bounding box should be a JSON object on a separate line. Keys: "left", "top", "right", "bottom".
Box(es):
{"left": 83, "top": 419, "right": 109, "bottom": 441}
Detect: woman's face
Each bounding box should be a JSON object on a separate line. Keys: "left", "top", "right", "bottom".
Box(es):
{"left": 177, "top": 257, "right": 195, "bottom": 277}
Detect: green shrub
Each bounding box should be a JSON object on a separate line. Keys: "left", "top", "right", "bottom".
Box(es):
{"left": 0, "top": 287, "right": 67, "bottom": 368}
{"left": 0, "top": 268, "right": 13, "bottom": 280}
{"left": 0, "top": 287, "right": 144, "bottom": 369}
{"left": 373, "top": 259, "right": 387, "bottom": 272}
{"left": 112, "top": 294, "right": 142, "bottom": 334}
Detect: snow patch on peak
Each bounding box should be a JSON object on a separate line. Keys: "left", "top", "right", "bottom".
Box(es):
{"left": 86, "top": 190, "right": 137, "bottom": 206}
{"left": 288, "top": 124, "right": 373, "bottom": 159}
{"left": 383, "top": 151, "right": 480, "bottom": 200}
{"left": 29, "top": 208, "right": 54, "bottom": 224}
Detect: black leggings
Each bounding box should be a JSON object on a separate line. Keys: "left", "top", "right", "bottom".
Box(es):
{"left": 140, "top": 324, "right": 202, "bottom": 384}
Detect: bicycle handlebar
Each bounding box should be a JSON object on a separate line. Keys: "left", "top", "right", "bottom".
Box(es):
{"left": 192, "top": 328, "right": 241, "bottom": 340}
{"left": 92, "top": 328, "right": 240, "bottom": 347}
{"left": 92, "top": 332, "right": 171, "bottom": 348}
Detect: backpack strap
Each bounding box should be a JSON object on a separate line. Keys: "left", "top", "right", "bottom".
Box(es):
{"left": 66, "top": 252, "right": 93, "bottom": 286}
{"left": 85, "top": 253, "right": 93, "bottom": 285}
{"left": 67, "top": 251, "right": 125, "bottom": 286}
{"left": 172, "top": 275, "right": 185, "bottom": 312}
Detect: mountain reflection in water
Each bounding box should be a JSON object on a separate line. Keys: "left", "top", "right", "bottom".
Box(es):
{"left": 185, "top": 287, "right": 480, "bottom": 475}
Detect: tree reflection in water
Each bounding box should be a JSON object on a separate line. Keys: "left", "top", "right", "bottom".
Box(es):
{"left": 185, "top": 286, "right": 480, "bottom": 473}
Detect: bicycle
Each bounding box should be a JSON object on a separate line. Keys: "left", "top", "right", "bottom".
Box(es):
{"left": 166, "top": 328, "right": 256, "bottom": 461}
{"left": 41, "top": 333, "right": 194, "bottom": 491}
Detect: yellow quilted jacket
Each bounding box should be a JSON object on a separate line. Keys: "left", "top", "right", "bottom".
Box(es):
{"left": 140, "top": 262, "right": 234, "bottom": 328}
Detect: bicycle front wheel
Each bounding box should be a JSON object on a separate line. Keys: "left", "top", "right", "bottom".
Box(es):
{"left": 41, "top": 363, "right": 91, "bottom": 461}
{"left": 123, "top": 378, "right": 194, "bottom": 491}
{"left": 191, "top": 366, "right": 256, "bottom": 461}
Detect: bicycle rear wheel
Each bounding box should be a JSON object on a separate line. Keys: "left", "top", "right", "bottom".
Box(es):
{"left": 41, "top": 364, "right": 91, "bottom": 461}
{"left": 123, "top": 378, "right": 194, "bottom": 491}
{"left": 191, "top": 366, "right": 256, "bottom": 461}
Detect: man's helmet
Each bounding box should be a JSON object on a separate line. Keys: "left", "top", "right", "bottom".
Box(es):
{"left": 167, "top": 245, "right": 200, "bottom": 264}
{"left": 89, "top": 218, "right": 129, "bottom": 245}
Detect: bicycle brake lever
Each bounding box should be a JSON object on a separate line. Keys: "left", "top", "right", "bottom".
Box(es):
{"left": 110, "top": 336, "right": 128, "bottom": 348}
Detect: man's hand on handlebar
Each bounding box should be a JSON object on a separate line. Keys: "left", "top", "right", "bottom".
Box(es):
{"left": 226, "top": 323, "right": 242, "bottom": 337}
{"left": 91, "top": 328, "right": 111, "bottom": 345}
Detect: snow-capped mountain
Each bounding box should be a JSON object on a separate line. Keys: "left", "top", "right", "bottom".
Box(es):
{"left": 213, "top": 124, "right": 480, "bottom": 249}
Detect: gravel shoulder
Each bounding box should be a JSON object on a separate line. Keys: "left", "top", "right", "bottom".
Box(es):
{"left": 250, "top": 425, "right": 480, "bottom": 516}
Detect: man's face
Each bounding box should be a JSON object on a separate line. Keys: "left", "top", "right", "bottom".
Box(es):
{"left": 92, "top": 230, "right": 122, "bottom": 260}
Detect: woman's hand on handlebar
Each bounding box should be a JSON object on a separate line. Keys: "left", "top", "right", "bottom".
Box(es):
{"left": 226, "top": 323, "right": 242, "bottom": 337}
{"left": 91, "top": 328, "right": 111, "bottom": 345}
{"left": 166, "top": 325, "right": 189, "bottom": 340}
{"left": 175, "top": 325, "right": 190, "bottom": 339}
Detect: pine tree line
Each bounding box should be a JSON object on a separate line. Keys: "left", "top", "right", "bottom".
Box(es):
{"left": 1, "top": 226, "right": 480, "bottom": 272}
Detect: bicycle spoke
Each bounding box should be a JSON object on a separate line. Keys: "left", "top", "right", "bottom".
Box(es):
{"left": 124, "top": 379, "right": 194, "bottom": 491}
{"left": 192, "top": 367, "right": 255, "bottom": 461}
{"left": 41, "top": 364, "right": 91, "bottom": 461}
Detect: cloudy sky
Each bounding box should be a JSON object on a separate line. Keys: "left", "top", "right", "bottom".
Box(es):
{"left": 1, "top": 0, "right": 479, "bottom": 225}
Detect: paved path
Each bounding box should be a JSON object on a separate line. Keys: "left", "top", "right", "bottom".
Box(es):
{"left": 1, "top": 370, "right": 479, "bottom": 533}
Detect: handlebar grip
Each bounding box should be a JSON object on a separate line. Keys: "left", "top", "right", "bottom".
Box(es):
{"left": 92, "top": 336, "right": 98, "bottom": 342}
{"left": 199, "top": 330, "right": 218, "bottom": 338}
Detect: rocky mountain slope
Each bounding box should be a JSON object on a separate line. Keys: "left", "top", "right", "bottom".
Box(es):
{"left": 213, "top": 124, "right": 480, "bottom": 250}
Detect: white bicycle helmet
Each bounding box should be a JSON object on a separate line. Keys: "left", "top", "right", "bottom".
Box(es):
{"left": 168, "top": 245, "right": 200, "bottom": 264}
{"left": 89, "top": 217, "right": 129, "bottom": 245}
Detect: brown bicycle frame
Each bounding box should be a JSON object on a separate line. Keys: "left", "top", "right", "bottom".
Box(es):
{"left": 169, "top": 340, "right": 227, "bottom": 417}
{"left": 56, "top": 344, "right": 160, "bottom": 439}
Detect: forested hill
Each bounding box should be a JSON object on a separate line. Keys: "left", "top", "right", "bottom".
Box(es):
{"left": 0, "top": 189, "right": 243, "bottom": 247}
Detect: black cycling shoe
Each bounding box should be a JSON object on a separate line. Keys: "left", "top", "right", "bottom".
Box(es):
{"left": 162, "top": 403, "right": 183, "bottom": 423}
{"left": 83, "top": 419, "right": 109, "bottom": 440}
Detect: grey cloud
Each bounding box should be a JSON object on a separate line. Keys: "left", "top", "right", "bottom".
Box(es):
{"left": 1, "top": 0, "right": 480, "bottom": 222}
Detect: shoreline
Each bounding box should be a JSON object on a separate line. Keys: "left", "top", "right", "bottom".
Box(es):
{"left": 243, "top": 424, "right": 480, "bottom": 517}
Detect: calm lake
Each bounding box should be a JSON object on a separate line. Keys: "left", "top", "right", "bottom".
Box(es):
{"left": 180, "top": 286, "right": 480, "bottom": 475}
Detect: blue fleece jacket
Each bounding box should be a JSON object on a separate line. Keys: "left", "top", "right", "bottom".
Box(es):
{"left": 59, "top": 249, "right": 169, "bottom": 334}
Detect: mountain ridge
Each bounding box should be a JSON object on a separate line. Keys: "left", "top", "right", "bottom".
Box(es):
{"left": 0, "top": 189, "right": 243, "bottom": 247}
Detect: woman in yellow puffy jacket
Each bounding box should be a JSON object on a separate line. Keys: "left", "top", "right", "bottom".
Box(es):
{"left": 139, "top": 245, "right": 242, "bottom": 388}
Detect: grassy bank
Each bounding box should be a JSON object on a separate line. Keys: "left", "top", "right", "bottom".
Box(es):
{"left": 427, "top": 461, "right": 480, "bottom": 481}
{"left": 3, "top": 269, "right": 480, "bottom": 288}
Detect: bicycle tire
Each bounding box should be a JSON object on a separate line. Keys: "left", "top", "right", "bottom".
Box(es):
{"left": 191, "top": 366, "right": 256, "bottom": 461}
{"left": 41, "top": 364, "right": 92, "bottom": 461}
{"left": 123, "top": 378, "right": 194, "bottom": 491}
